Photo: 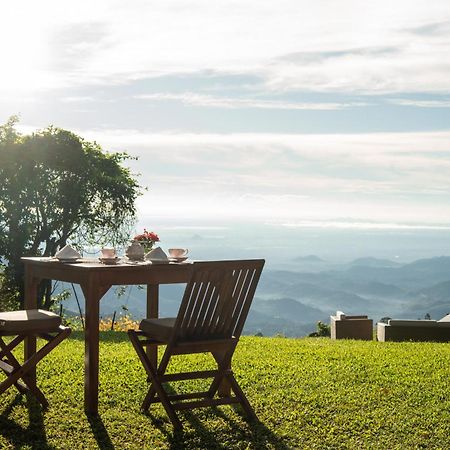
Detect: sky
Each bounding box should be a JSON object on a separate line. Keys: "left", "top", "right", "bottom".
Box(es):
{"left": 1, "top": 0, "right": 450, "bottom": 227}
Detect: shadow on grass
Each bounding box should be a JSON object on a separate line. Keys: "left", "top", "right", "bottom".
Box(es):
{"left": 144, "top": 408, "right": 289, "bottom": 450}
{"left": 87, "top": 414, "right": 115, "bottom": 450}
{"left": 0, "top": 394, "right": 56, "bottom": 450}
{"left": 142, "top": 385, "right": 288, "bottom": 450}
{"left": 176, "top": 409, "right": 288, "bottom": 450}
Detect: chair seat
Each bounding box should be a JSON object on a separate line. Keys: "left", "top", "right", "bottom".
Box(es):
{"left": 0, "top": 309, "right": 62, "bottom": 335}
{"left": 139, "top": 317, "right": 176, "bottom": 341}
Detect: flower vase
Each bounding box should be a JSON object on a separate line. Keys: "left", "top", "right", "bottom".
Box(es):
{"left": 143, "top": 242, "right": 155, "bottom": 254}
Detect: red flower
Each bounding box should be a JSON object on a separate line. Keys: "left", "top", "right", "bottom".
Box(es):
{"left": 133, "top": 229, "right": 160, "bottom": 243}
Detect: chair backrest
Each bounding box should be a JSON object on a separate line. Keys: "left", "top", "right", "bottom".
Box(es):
{"left": 173, "top": 260, "right": 265, "bottom": 342}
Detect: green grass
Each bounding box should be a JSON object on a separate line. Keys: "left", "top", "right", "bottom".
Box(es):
{"left": 1, "top": 333, "right": 450, "bottom": 449}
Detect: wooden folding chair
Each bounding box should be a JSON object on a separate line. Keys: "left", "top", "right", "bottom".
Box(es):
{"left": 0, "top": 309, "right": 71, "bottom": 408}
{"left": 129, "top": 259, "right": 265, "bottom": 430}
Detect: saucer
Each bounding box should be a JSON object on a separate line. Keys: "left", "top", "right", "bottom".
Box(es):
{"left": 169, "top": 256, "right": 188, "bottom": 263}
{"left": 99, "top": 256, "right": 120, "bottom": 265}
{"left": 55, "top": 257, "right": 80, "bottom": 263}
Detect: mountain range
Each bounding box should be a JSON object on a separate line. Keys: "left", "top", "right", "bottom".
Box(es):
{"left": 60, "top": 255, "right": 450, "bottom": 337}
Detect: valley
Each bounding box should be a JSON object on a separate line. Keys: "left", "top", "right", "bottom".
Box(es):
{"left": 60, "top": 255, "right": 450, "bottom": 337}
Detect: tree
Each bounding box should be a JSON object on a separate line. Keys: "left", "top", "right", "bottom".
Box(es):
{"left": 308, "top": 321, "right": 331, "bottom": 337}
{"left": 0, "top": 117, "right": 141, "bottom": 309}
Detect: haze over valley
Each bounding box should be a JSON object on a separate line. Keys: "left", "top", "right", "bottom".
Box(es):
{"left": 61, "top": 223, "right": 450, "bottom": 336}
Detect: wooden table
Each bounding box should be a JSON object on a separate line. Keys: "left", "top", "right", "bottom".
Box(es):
{"left": 21, "top": 257, "right": 193, "bottom": 415}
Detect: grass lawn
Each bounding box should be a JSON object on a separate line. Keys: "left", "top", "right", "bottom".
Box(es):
{"left": 1, "top": 332, "right": 450, "bottom": 449}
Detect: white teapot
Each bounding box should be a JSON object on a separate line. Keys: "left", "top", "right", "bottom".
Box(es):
{"left": 125, "top": 240, "right": 145, "bottom": 261}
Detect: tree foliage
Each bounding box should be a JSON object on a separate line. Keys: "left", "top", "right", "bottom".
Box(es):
{"left": 0, "top": 116, "right": 141, "bottom": 309}
{"left": 308, "top": 320, "right": 331, "bottom": 337}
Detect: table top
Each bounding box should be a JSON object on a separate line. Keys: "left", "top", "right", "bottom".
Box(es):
{"left": 22, "top": 256, "right": 193, "bottom": 270}
{"left": 21, "top": 257, "right": 194, "bottom": 284}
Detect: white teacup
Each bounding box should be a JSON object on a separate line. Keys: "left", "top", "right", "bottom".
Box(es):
{"left": 168, "top": 248, "right": 189, "bottom": 258}
{"left": 101, "top": 248, "right": 116, "bottom": 259}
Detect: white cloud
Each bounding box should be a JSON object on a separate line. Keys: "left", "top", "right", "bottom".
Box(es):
{"left": 60, "top": 96, "right": 96, "bottom": 103}
{"left": 2, "top": 1, "right": 450, "bottom": 95}
{"left": 281, "top": 221, "right": 450, "bottom": 230}
{"left": 13, "top": 123, "right": 450, "bottom": 223}
{"left": 134, "top": 92, "right": 366, "bottom": 110}
{"left": 389, "top": 98, "right": 450, "bottom": 108}
{"left": 45, "top": 127, "right": 450, "bottom": 223}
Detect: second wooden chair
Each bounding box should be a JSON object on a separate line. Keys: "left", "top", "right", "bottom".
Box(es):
{"left": 129, "top": 259, "right": 265, "bottom": 430}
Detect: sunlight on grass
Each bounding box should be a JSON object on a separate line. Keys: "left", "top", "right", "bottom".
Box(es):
{"left": 1, "top": 334, "right": 450, "bottom": 449}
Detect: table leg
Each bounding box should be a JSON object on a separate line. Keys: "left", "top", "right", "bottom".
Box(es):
{"left": 81, "top": 282, "right": 105, "bottom": 415}
{"left": 24, "top": 268, "right": 40, "bottom": 387}
{"left": 146, "top": 284, "right": 159, "bottom": 368}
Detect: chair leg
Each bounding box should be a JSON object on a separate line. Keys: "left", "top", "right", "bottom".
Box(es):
{"left": 208, "top": 349, "right": 257, "bottom": 422}
{"left": 128, "top": 331, "right": 183, "bottom": 430}
{"left": 0, "top": 337, "right": 28, "bottom": 396}
{"left": 0, "top": 337, "right": 33, "bottom": 397}
{"left": 0, "top": 335, "right": 25, "bottom": 359}
{"left": 142, "top": 344, "right": 173, "bottom": 410}
{"left": 0, "top": 326, "right": 70, "bottom": 408}
{"left": 225, "top": 372, "right": 257, "bottom": 421}
{"left": 142, "top": 385, "right": 157, "bottom": 411}
{"left": 0, "top": 351, "right": 49, "bottom": 408}
{"left": 208, "top": 349, "right": 234, "bottom": 398}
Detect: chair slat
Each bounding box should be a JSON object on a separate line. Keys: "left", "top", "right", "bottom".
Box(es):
{"left": 208, "top": 268, "right": 238, "bottom": 337}
{"left": 177, "top": 277, "right": 202, "bottom": 333}
{"left": 229, "top": 268, "right": 257, "bottom": 336}
{"left": 234, "top": 269, "right": 262, "bottom": 337}
{"left": 180, "top": 272, "right": 211, "bottom": 337}
{"left": 217, "top": 268, "right": 251, "bottom": 337}
{"left": 191, "top": 279, "right": 216, "bottom": 331}
{"left": 173, "top": 261, "right": 264, "bottom": 342}
{"left": 199, "top": 283, "right": 221, "bottom": 335}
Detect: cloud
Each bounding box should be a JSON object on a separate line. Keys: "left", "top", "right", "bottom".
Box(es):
{"left": 278, "top": 46, "right": 399, "bottom": 64}
{"left": 54, "top": 127, "right": 450, "bottom": 220}
{"left": 388, "top": 98, "right": 450, "bottom": 108}
{"left": 60, "top": 96, "right": 96, "bottom": 103}
{"left": 406, "top": 20, "right": 450, "bottom": 36}
{"left": 13, "top": 123, "right": 450, "bottom": 223}
{"left": 133, "top": 92, "right": 366, "bottom": 110}
{"left": 281, "top": 220, "right": 450, "bottom": 230}
{"left": 48, "top": 22, "right": 112, "bottom": 72}
{"left": 3, "top": 0, "right": 450, "bottom": 95}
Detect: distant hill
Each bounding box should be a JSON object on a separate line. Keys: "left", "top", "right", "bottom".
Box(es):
{"left": 400, "top": 256, "right": 450, "bottom": 276}
{"left": 343, "top": 257, "right": 450, "bottom": 290}
{"left": 252, "top": 297, "right": 327, "bottom": 323}
{"left": 413, "top": 280, "right": 450, "bottom": 303}
{"left": 403, "top": 280, "right": 450, "bottom": 320}
{"left": 281, "top": 281, "right": 370, "bottom": 313}
{"left": 351, "top": 281, "right": 405, "bottom": 297}
{"left": 350, "top": 257, "right": 401, "bottom": 268}
{"left": 293, "top": 255, "right": 324, "bottom": 262}
{"left": 245, "top": 309, "right": 315, "bottom": 337}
